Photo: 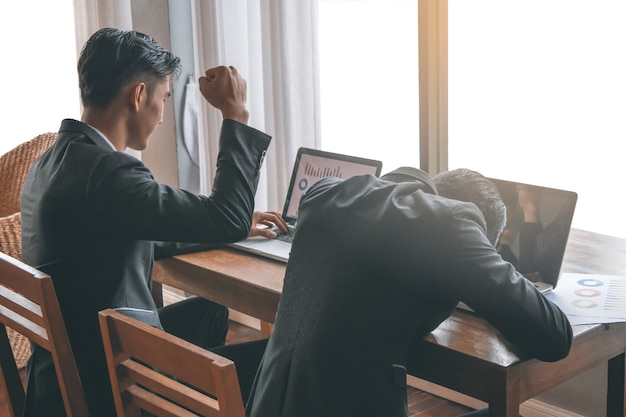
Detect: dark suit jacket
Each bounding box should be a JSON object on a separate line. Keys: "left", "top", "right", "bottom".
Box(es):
{"left": 247, "top": 172, "right": 572, "bottom": 417}
{"left": 20, "top": 118, "right": 270, "bottom": 417}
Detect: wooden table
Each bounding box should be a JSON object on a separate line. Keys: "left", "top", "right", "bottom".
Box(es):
{"left": 407, "top": 308, "right": 625, "bottom": 416}
{"left": 154, "top": 247, "right": 283, "bottom": 324}
{"left": 153, "top": 228, "right": 626, "bottom": 417}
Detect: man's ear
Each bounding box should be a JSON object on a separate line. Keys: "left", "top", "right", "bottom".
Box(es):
{"left": 130, "top": 82, "right": 147, "bottom": 111}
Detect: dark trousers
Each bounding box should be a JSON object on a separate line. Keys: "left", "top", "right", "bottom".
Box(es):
{"left": 159, "top": 295, "right": 229, "bottom": 348}
{"left": 211, "top": 338, "right": 269, "bottom": 404}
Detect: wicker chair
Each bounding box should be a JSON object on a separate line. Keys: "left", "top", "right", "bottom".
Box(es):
{"left": 0, "top": 132, "right": 58, "bottom": 217}
{"left": 0, "top": 132, "right": 57, "bottom": 369}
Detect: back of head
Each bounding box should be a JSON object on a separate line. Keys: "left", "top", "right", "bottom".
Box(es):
{"left": 433, "top": 168, "right": 506, "bottom": 245}
{"left": 77, "top": 27, "right": 181, "bottom": 108}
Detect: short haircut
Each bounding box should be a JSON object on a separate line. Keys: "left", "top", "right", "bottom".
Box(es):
{"left": 433, "top": 168, "right": 506, "bottom": 245}
{"left": 77, "top": 27, "right": 181, "bottom": 108}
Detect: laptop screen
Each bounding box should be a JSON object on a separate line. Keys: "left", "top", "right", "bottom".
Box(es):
{"left": 489, "top": 178, "right": 578, "bottom": 288}
{"left": 282, "top": 148, "right": 383, "bottom": 224}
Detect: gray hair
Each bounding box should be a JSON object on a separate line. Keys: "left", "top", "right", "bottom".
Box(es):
{"left": 433, "top": 168, "right": 506, "bottom": 245}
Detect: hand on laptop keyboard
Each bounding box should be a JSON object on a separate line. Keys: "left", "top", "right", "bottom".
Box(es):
{"left": 274, "top": 226, "right": 296, "bottom": 243}
{"left": 249, "top": 211, "right": 289, "bottom": 239}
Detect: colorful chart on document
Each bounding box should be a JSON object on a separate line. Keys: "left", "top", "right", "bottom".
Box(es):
{"left": 549, "top": 273, "right": 626, "bottom": 320}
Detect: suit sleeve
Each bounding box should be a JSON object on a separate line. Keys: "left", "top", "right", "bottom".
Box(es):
{"left": 85, "top": 120, "right": 271, "bottom": 244}
{"left": 432, "top": 203, "right": 573, "bottom": 362}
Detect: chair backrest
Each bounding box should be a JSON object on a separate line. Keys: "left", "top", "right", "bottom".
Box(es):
{"left": 0, "top": 252, "right": 89, "bottom": 417}
{"left": 0, "top": 132, "right": 57, "bottom": 217}
{"left": 98, "top": 309, "right": 246, "bottom": 417}
{"left": 0, "top": 213, "right": 34, "bottom": 370}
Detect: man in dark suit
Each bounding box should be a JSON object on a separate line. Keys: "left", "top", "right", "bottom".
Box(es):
{"left": 20, "top": 27, "right": 284, "bottom": 417}
{"left": 246, "top": 167, "right": 572, "bottom": 417}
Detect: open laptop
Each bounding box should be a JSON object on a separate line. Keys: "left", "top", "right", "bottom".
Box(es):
{"left": 490, "top": 178, "right": 578, "bottom": 292}
{"left": 229, "top": 147, "right": 383, "bottom": 262}
{"left": 458, "top": 177, "right": 578, "bottom": 311}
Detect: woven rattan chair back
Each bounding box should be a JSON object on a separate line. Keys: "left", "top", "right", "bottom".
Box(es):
{"left": 0, "top": 132, "right": 57, "bottom": 217}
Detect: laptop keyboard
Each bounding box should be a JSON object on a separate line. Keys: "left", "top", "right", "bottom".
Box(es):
{"left": 275, "top": 226, "right": 296, "bottom": 243}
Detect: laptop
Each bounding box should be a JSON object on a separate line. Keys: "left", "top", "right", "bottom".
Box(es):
{"left": 458, "top": 177, "right": 578, "bottom": 311}
{"left": 229, "top": 147, "right": 383, "bottom": 262}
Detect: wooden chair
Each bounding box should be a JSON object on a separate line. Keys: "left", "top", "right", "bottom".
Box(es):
{"left": 0, "top": 213, "right": 32, "bottom": 369}
{"left": 0, "top": 251, "right": 89, "bottom": 417}
{"left": 98, "top": 309, "right": 246, "bottom": 417}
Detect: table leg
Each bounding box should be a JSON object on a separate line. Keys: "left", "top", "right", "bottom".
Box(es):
{"left": 489, "top": 370, "right": 520, "bottom": 417}
{"left": 607, "top": 352, "right": 625, "bottom": 417}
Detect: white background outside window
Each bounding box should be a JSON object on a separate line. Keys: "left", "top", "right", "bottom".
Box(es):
{"left": 449, "top": 0, "right": 626, "bottom": 238}
{"left": 318, "top": 0, "right": 420, "bottom": 172}
{"left": 0, "top": 1, "right": 80, "bottom": 155}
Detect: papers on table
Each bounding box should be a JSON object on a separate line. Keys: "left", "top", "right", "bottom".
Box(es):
{"left": 544, "top": 273, "right": 626, "bottom": 325}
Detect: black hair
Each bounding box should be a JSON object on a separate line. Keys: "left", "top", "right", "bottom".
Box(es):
{"left": 433, "top": 168, "right": 506, "bottom": 245}
{"left": 77, "top": 27, "right": 181, "bottom": 108}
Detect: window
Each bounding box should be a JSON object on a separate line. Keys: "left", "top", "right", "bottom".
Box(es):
{"left": 318, "top": 0, "right": 419, "bottom": 171}
{"left": 449, "top": 1, "right": 626, "bottom": 238}
{"left": 318, "top": 1, "right": 624, "bottom": 237}
{"left": 0, "top": 1, "right": 80, "bottom": 155}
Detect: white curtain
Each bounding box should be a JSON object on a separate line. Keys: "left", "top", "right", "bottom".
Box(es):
{"left": 191, "top": 0, "right": 321, "bottom": 211}
{"left": 73, "top": 0, "right": 133, "bottom": 56}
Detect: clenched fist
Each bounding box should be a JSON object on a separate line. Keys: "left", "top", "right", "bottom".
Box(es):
{"left": 198, "top": 65, "right": 249, "bottom": 124}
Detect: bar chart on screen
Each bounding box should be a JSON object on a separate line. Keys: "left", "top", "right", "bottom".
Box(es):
{"left": 303, "top": 162, "right": 343, "bottom": 178}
